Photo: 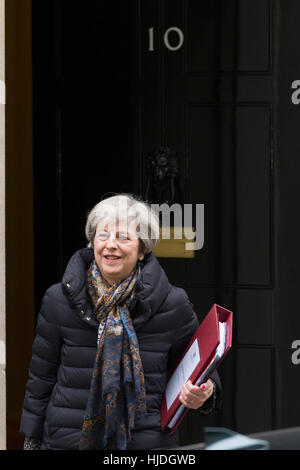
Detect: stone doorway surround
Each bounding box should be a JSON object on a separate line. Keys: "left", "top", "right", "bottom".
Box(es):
{"left": 0, "top": 0, "right": 5, "bottom": 452}
{"left": 4, "top": 0, "right": 34, "bottom": 450}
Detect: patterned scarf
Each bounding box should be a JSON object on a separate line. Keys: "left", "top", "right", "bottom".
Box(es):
{"left": 78, "top": 260, "right": 146, "bottom": 450}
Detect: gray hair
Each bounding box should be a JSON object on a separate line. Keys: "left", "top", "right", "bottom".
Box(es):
{"left": 85, "top": 194, "right": 160, "bottom": 255}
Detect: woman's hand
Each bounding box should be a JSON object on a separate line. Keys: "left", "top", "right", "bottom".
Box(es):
{"left": 179, "top": 379, "right": 214, "bottom": 409}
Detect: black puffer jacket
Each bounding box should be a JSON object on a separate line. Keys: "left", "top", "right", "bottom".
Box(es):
{"left": 20, "top": 248, "right": 221, "bottom": 450}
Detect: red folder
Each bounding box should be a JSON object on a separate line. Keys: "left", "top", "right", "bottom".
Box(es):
{"left": 160, "top": 303, "right": 233, "bottom": 433}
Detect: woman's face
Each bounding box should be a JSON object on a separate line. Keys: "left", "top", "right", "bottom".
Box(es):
{"left": 93, "top": 220, "right": 143, "bottom": 285}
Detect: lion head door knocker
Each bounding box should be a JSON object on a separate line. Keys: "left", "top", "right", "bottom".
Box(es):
{"left": 145, "top": 146, "right": 182, "bottom": 205}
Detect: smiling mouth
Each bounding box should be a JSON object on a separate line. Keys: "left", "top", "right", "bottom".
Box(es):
{"left": 104, "top": 255, "right": 121, "bottom": 260}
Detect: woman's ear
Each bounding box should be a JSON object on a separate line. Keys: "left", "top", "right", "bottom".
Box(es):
{"left": 138, "top": 239, "right": 145, "bottom": 261}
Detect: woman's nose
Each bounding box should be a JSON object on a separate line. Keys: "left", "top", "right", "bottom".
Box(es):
{"left": 106, "top": 234, "right": 118, "bottom": 248}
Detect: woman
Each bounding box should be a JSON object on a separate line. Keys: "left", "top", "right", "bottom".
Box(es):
{"left": 20, "top": 194, "right": 221, "bottom": 450}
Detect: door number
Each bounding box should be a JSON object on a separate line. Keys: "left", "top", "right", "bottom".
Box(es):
{"left": 148, "top": 27, "right": 184, "bottom": 51}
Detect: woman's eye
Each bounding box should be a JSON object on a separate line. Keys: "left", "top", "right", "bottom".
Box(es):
{"left": 98, "top": 233, "right": 109, "bottom": 239}
{"left": 118, "top": 234, "right": 129, "bottom": 240}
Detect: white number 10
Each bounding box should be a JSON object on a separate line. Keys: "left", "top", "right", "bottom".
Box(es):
{"left": 148, "top": 26, "right": 184, "bottom": 51}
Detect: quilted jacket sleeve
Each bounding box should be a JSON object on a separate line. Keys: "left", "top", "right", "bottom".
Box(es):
{"left": 19, "top": 289, "right": 62, "bottom": 439}
{"left": 167, "top": 296, "right": 200, "bottom": 370}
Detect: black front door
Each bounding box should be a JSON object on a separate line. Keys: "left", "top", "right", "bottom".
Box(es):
{"left": 32, "top": 0, "right": 297, "bottom": 446}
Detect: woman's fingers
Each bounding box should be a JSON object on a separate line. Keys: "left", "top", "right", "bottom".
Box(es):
{"left": 179, "top": 380, "right": 214, "bottom": 409}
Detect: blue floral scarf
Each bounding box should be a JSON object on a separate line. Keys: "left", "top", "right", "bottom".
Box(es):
{"left": 78, "top": 260, "right": 146, "bottom": 450}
